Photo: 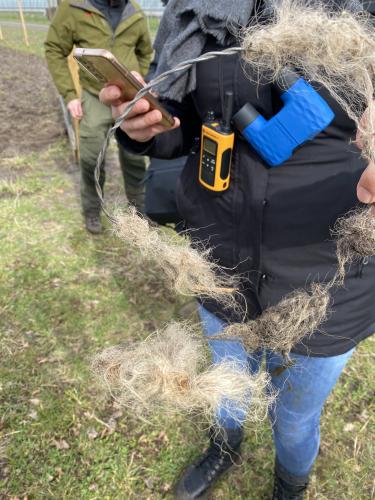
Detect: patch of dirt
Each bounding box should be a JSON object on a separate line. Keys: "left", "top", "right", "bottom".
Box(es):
{"left": 0, "top": 46, "right": 130, "bottom": 211}
{"left": 0, "top": 46, "right": 65, "bottom": 156}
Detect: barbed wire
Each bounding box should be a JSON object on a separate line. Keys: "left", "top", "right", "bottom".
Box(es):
{"left": 94, "top": 46, "right": 244, "bottom": 222}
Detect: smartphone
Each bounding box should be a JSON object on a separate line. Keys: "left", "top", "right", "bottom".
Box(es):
{"left": 73, "top": 48, "right": 175, "bottom": 128}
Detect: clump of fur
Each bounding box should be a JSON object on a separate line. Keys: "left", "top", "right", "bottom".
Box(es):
{"left": 216, "top": 283, "right": 330, "bottom": 354}
{"left": 93, "top": 323, "right": 273, "bottom": 425}
{"left": 242, "top": 0, "right": 375, "bottom": 164}
{"left": 333, "top": 206, "right": 375, "bottom": 283}
{"left": 112, "top": 207, "right": 238, "bottom": 307}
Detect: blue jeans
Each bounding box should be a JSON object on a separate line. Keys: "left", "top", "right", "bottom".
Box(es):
{"left": 199, "top": 305, "right": 355, "bottom": 478}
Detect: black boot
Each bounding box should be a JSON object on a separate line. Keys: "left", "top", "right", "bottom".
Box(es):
{"left": 272, "top": 460, "right": 309, "bottom": 500}
{"left": 174, "top": 427, "right": 243, "bottom": 500}
{"left": 84, "top": 215, "right": 102, "bottom": 234}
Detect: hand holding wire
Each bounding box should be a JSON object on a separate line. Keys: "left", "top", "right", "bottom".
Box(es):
{"left": 100, "top": 72, "right": 180, "bottom": 142}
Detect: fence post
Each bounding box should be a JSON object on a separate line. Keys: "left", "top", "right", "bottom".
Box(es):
{"left": 17, "top": 0, "right": 29, "bottom": 47}
{"left": 0, "top": 25, "right": 3, "bottom": 41}
{"left": 68, "top": 53, "right": 81, "bottom": 162}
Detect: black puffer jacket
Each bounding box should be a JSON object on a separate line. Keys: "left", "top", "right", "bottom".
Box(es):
{"left": 117, "top": 37, "right": 375, "bottom": 357}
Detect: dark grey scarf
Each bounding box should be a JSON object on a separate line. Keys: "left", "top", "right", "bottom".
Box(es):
{"left": 152, "top": 0, "right": 363, "bottom": 102}
{"left": 152, "top": 0, "right": 254, "bottom": 101}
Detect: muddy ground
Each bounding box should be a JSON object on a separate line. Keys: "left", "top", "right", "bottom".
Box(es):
{"left": 0, "top": 46, "right": 65, "bottom": 157}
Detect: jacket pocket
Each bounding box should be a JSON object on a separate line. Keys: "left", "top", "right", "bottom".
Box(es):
{"left": 176, "top": 154, "right": 238, "bottom": 268}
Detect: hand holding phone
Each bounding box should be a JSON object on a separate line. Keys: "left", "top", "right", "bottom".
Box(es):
{"left": 73, "top": 48, "right": 175, "bottom": 129}
{"left": 100, "top": 82, "right": 180, "bottom": 142}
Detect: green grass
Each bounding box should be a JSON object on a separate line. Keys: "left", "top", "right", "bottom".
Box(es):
{"left": 0, "top": 134, "right": 374, "bottom": 500}
{"left": 0, "top": 143, "right": 185, "bottom": 498}
{"left": 0, "top": 11, "right": 50, "bottom": 24}
{"left": 147, "top": 16, "right": 161, "bottom": 38}
{"left": 0, "top": 25, "right": 47, "bottom": 56}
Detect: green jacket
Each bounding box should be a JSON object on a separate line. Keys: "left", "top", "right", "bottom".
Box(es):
{"left": 45, "top": 0, "right": 153, "bottom": 104}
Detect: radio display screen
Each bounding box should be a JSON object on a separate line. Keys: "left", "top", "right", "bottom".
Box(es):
{"left": 204, "top": 137, "right": 217, "bottom": 156}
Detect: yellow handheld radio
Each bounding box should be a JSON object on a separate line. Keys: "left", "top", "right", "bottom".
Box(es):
{"left": 199, "top": 91, "right": 235, "bottom": 192}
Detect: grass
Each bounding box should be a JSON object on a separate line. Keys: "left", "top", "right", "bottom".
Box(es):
{"left": 0, "top": 11, "right": 50, "bottom": 25}
{"left": 1, "top": 25, "right": 374, "bottom": 500}
{"left": 0, "top": 143, "right": 186, "bottom": 498}
{"left": 0, "top": 24, "right": 47, "bottom": 56}
{"left": 1, "top": 129, "right": 374, "bottom": 500}
{"left": 147, "top": 16, "right": 161, "bottom": 38}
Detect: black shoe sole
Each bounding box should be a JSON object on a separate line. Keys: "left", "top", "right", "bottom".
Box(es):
{"left": 85, "top": 226, "right": 103, "bottom": 234}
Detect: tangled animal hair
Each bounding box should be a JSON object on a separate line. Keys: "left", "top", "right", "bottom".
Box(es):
{"left": 216, "top": 283, "right": 330, "bottom": 355}
{"left": 242, "top": 0, "right": 375, "bottom": 164}
{"left": 333, "top": 206, "right": 375, "bottom": 283}
{"left": 112, "top": 207, "right": 239, "bottom": 308}
{"left": 92, "top": 322, "right": 273, "bottom": 425}
{"left": 216, "top": 204, "right": 375, "bottom": 354}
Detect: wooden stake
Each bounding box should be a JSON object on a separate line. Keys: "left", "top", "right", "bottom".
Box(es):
{"left": 17, "top": 0, "right": 29, "bottom": 47}
{"left": 73, "top": 118, "right": 80, "bottom": 163}
{"left": 68, "top": 53, "right": 81, "bottom": 97}
{"left": 0, "top": 25, "right": 4, "bottom": 41}
{"left": 68, "top": 52, "right": 82, "bottom": 163}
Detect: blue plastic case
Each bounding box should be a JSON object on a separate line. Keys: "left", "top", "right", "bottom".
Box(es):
{"left": 234, "top": 78, "right": 335, "bottom": 167}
